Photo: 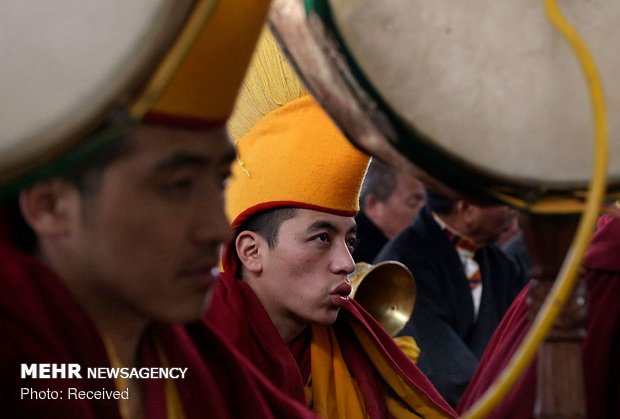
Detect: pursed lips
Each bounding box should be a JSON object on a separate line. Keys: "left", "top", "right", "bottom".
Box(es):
{"left": 331, "top": 280, "right": 352, "bottom": 299}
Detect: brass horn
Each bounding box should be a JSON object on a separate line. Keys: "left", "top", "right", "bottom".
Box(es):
{"left": 348, "top": 261, "right": 416, "bottom": 337}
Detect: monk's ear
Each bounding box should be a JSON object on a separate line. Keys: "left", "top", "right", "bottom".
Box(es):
{"left": 235, "top": 231, "right": 263, "bottom": 273}
{"left": 19, "top": 179, "right": 77, "bottom": 238}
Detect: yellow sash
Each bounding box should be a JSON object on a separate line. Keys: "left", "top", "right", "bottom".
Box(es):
{"left": 350, "top": 323, "right": 452, "bottom": 419}
{"left": 157, "top": 344, "right": 187, "bottom": 419}
{"left": 308, "top": 323, "right": 451, "bottom": 419}
{"left": 393, "top": 336, "right": 421, "bottom": 364}
{"left": 309, "top": 325, "right": 368, "bottom": 418}
{"left": 104, "top": 336, "right": 186, "bottom": 419}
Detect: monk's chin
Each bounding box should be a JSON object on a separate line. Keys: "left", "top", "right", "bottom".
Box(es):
{"left": 311, "top": 308, "right": 341, "bottom": 327}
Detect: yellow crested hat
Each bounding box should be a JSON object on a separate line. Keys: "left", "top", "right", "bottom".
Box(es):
{"left": 221, "top": 29, "right": 368, "bottom": 274}
{"left": 0, "top": 0, "right": 271, "bottom": 194}
{"left": 139, "top": 0, "right": 272, "bottom": 126}
{"left": 225, "top": 28, "right": 369, "bottom": 227}
{"left": 227, "top": 28, "right": 308, "bottom": 140}
{"left": 226, "top": 95, "right": 370, "bottom": 228}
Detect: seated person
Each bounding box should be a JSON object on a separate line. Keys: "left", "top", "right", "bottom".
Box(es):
{"left": 207, "top": 95, "right": 457, "bottom": 418}
{"left": 375, "top": 192, "right": 527, "bottom": 407}
{"left": 0, "top": 3, "right": 315, "bottom": 418}
{"left": 458, "top": 213, "right": 620, "bottom": 419}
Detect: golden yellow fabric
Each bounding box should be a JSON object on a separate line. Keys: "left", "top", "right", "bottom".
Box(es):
{"left": 349, "top": 322, "right": 453, "bottom": 419}
{"left": 225, "top": 95, "right": 370, "bottom": 226}
{"left": 102, "top": 337, "right": 130, "bottom": 419}
{"left": 104, "top": 337, "right": 186, "bottom": 419}
{"left": 310, "top": 325, "right": 368, "bottom": 419}
{"left": 308, "top": 322, "right": 449, "bottom": 419}
{"left": 164, "top": 380, "right": 185, "bottom": 419}
{"left": 157, "top": 344, "right": 187, "bottom": 419}
{"left": 148, "top": 0, "right": 272, "bottom": 123}
{"left": 227, "top": 27, "right": 307, "bottom": 141}
{"left": 393, "top": 336, "right": 421, "bottom": 364}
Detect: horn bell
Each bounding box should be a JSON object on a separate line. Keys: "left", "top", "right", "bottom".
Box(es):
{"left": 348, "top": 261, "right": 416, "bottom": 337}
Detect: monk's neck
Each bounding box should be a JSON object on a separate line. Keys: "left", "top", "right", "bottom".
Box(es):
{"left": 37, "top": 245, "right": 148, "bottom": 366}
{"left": 64, "top": 283, "right": 147, "bottom": 366}
{"left": 257, "top": 294, "right": 307, "bottom": 344}
{"left": 97, "top": 316, "right": 147, "bottom": 368}
{"left": 38, "top": 248, "right": 147, "bottom": 418}
{"left": 278, "top": 320, "right": 309, "bottom": 344}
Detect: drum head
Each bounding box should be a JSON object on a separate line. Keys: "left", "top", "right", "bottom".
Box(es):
{"left": 271, "top": 0, "right": 620, "bottom": 211}
{"left": 0, "top": 0, "right": 198, "bottom": 186}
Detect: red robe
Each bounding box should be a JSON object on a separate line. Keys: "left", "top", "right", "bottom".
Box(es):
{"left": 206, "top": 272, "right": 457, "bottom": 418}
{"left": 457, "top": 214, "right": 620, "bottom": 418}
{"left": 0, "top": 223, "right": 315, "bottom": 418}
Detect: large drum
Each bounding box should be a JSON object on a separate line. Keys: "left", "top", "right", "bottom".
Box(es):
{"left": 0, "top": 0, "right": 212, "bottom": 190}
{"left": 270, "top": 0, "right": 620, "bottom": 213}
{"left": 270, "top": 2, "right": 615, "bottom": 416}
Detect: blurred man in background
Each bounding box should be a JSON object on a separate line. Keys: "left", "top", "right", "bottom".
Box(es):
{"left": 375, "top": 191, "right": 527, "bottom": 407}
{"left": 353, "top": 158, "right": 426, "bottom": 263}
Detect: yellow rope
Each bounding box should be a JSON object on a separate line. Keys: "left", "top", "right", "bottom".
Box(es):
{"left": 227, "top": 28, "right": 307, "bottom": 141}
{"left": 462, "top": 0, "right": 608, "bottom": 417}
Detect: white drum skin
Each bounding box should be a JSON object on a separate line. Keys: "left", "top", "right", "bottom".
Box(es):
{"left": 0, "top": 0, "right": 194, "bottom": 180}
{"left": 328, "top": 0, "right": 620, "bottom": 189}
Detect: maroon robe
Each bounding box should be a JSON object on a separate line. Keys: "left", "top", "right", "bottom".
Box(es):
{"left": 457, "top": 214, "right": 620, "bottom": 418}
{"left": 206, "top": 272, "right": 457, "bottom": 418}
{"left": 0, "top": 223, "right": 315, "bottom": 418}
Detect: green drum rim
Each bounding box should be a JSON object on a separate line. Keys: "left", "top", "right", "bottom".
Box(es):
{"left": 0, "top": 0, "right": 220, "bottom": 200}
{"left": 0, "top": 116, "right": 138, "bottom": 201}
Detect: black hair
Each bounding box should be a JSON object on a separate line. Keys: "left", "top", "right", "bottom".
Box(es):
{"left": 237, "top": 207, "right": 298, "bottom": 248}
{"left": 425, "top": 191, "right": 456, "bottom": 215}
{"left": 232, "top": 207, "right": 298, "bottom": 276}
{"left": 2, "top": 136, "right": 129, "bottom": 254}
{"left": 2, "top": 199, "right": 37, "bottom": 253}
{"left": 58, "top": 135, "right": 129, "bottom": 196}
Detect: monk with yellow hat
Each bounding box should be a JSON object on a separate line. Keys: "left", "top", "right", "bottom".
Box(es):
{"left": 204, "top": 30, "right": 456, "bottom": 418}
{"left": 0, "top": 2, "right": 314, "bottom": 418}
{"left": 209, "top": 93, "right": 456, "bottom": 418}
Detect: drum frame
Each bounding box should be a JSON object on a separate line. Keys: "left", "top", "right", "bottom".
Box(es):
{"left": 0, "top": 1, "right": 221, "bottom": 197}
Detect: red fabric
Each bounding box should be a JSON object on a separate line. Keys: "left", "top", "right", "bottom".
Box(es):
{"left": 204, "top": 273, "right": 308, "bottom": 404}
{"left": 339, "top": 292, "right": 457, "bottom": 418}
{"left": 457, "top": 214, "right": 620, "bottom": 418}
{"left": 1, "top": 228, "right": 122, "bottom": 419}
{"left": 0, "top": 220, "right": 314, "bottom": 418}
{"left": 206, "top": 273, "right": 457, "bottom": 418}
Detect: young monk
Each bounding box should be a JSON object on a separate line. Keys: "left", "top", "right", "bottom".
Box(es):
{"left": 207, "top": 95, "right": 457, "bottom": 418}
{"left": 0, "top": 2, "right": 315, "bottom": 418}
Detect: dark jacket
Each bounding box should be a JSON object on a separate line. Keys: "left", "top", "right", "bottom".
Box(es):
{"left": 458, "top": 214, "right": 620, "bottom": 419}
{"left": 352, "top": 210, "right": 389, "bottom": 263}
{"left": 375, "top": 206, "right": 527, "bottom": 407}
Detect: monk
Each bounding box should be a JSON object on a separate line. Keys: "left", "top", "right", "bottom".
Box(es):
{"left": 207, "top": 95, "right": 457, "bottom": 418}
{"left": 0, "top": 2, "right": 315, "bottom": 418}
{"left": 457, "top": 213, "right": 620, "bottom": 418}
